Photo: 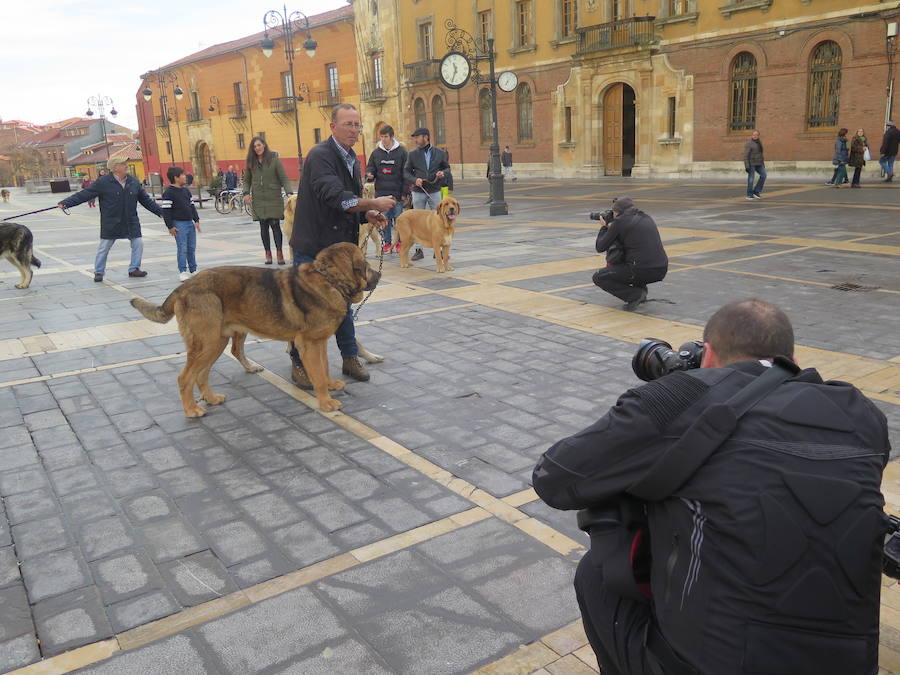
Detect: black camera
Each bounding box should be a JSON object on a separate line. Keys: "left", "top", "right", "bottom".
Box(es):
{"left": 589, "top": 209, "right": 615, "bottom": 223}
{"left": 632, "top": 338, "right": 705, "bottom": 381}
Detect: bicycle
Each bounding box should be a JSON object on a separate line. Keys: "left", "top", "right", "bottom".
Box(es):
{"left": 214, "top": 189, "right": 242, "bottom": 215}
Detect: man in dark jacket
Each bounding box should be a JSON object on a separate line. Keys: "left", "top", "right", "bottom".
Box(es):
{"left": 59, "top": 160, "right": 162, "bottom": 282}
{"left": 366, "top": 125, "right": 407, "bottom": 253}
{"left": 404, "top": 127, "right": 450, "bottom": 260}
{"left": 592, "top": 196, "right": 668, "bottom": 310}
{"left": 742, "top": 129, "right": 765, "bottom": 199}
{"left": 879, "top": 120, "right": 900, "bottom": 182}
{"left": 288, "top": 103, "right": 394, "bottom": 388}
{"left": 224, "top": 165, "right": 239, "bottom": 191}
{"left": 533, "top": 299, "right": 890, "bottom": 675}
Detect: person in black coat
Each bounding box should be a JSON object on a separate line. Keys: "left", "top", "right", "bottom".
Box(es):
{"left": 287, "top": 103, "right": 395, "bottom": 388}
{"left": 592, "top": 196, "right": 668, "bottom": 310}
{"left": 59, "top": 160, "right": 162, "bottom": 282}
{"left": 878, "top": 121, "right": 900, "bottom": 182}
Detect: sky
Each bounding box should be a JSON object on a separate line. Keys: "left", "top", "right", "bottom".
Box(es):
{"left": 1, "top": 0, "right": 348, "bottom": 132}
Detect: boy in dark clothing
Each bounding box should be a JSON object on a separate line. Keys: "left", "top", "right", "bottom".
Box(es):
{"left": 161, "top": 167, "right": 201, "bottom": 281}
{"left": 366, "top": 125, "right": 407, "bottom": 253}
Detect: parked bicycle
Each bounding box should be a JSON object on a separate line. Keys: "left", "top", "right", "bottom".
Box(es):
{"left": 215, "top": 189, "right": 254, "bottom": 217}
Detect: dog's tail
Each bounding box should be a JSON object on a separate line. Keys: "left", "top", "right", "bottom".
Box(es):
{"left": 31, "top": 256, "right": 41, "bottom": 268}
{"left": 130, "top": 294, "right": 175, "bottom": 323}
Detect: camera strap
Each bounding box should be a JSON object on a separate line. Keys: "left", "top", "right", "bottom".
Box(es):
{"left": 629, "top": 356, "right": 799, "bottom": 502}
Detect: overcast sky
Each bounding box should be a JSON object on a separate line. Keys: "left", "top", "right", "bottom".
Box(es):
{"left": 2, "top": 0, "right": 348, "bottom": 132}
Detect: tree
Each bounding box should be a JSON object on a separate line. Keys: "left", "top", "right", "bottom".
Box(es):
{"left": 7, "top": 148, "right": 49, "bottom": 185}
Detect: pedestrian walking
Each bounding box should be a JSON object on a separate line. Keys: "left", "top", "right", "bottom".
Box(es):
{"left": 501, "top": 145, "right": 516, "bottom": 181}
{"left": 404, "top": 127, "right": 450, "bottom": 261}
{"left": 742, "top": 129, "right": 765, "bottom": 200}
{"left": 224, "top": 165, "right": 239, "bottom": 191}
{"left": 827, "top": 128, "right": 850, "bottom": 188}
{"left": 81, "top": 176, "right": 95, "bottom": 207}
{"left": 365, "top": 124, "right": 407, "bottom": 254}
{"left": 161, "top": 166, "right": 201, "bottom": 281}
{"left": 58, "top": 160, "right": 162, "bottom": 282}
{"left": 879, "top": 121, "right": 900, "bottom": 182}
{"left": 849, "top": 128, "right": 869, "bottom": 188}
{"left": 242, "top": 136, "right": 293, "bottom": 265}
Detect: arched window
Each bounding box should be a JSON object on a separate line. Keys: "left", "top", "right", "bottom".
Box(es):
{"left": 479, "top": 88, "right": 492, "bottom": 143}
{"left": 432, "top": 95, "right": 446, "bottom": 144}
{"left": 729, "top": 52, "right": 757, "bottom": 131}
{"left": 516, "top": 83, "right": 533, "bottom": 142}
{"left": 808, "top": 41, "right": 842, "bottom": 128}
{"left": 413, "top": 98, "right": 427, "bottom": 131}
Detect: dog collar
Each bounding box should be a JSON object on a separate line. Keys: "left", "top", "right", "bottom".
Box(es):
{"left": 312, "top": 261, "right": 356, "bottom": 303}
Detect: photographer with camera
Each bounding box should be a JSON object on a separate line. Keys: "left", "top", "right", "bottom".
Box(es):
{"left": 533, "top": 299, "right": 891, "bottom": 675}
{"left": 591, "top": 196, "right": 668, "bottom": 311}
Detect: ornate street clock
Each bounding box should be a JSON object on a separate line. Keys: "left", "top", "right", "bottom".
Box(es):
{"left": 439, "top": 51, "right": 471, "bottom": 89}
{"left": 497, "top": 71, "right": 519, "bottom": 93}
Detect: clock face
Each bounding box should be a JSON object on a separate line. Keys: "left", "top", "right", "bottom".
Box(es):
{"left": 497, "top": 71, "right": 518, "bottom": 93}
{"left": 440, "top": 52, "right": 471, "bottom": 89}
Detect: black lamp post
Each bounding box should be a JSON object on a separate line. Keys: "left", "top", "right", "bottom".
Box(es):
{"left": 86, "top": 95, "right": 117, "bottom": 167}
{"left": 261, "top": 5, "right": 318, "bottom": 180}
{"left": 141, "top": 71, "right": 184, "bottom": 164}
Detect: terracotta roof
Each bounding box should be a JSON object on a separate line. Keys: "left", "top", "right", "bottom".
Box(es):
{"left": 19, "top": 128, "right": 64, "bottom": 147}
{"left": 67, "top": 146, "right": 112, "bottom": 165}
{"left": 108, "top": 142, "right": 142, "bottom": 163}
{"left": 142, "top": 5, "right": 353, "bottom": 75}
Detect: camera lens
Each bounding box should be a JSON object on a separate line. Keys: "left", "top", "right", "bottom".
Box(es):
{"left": 632, "top": 338, "right": 678, "bottom": 381}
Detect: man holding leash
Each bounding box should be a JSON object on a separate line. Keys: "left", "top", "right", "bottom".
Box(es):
{"left": 404, "top": 127, "right": 450, "bottom": 261}
{"left": 58, "top": 159, "right": 162, "bottom": 282}
{"left": 287, "top": 103, "right": 394, "bottom": 389}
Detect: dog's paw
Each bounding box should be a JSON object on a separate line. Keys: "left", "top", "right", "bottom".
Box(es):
{"left": 445, "top": 264, "right": 455, "bottom": 272}
{"left": 399, "top": 262, "right": 410, "bottom": 268}
{"left": 328, "top": 379, "right": 345, "bottom": 391}
{"left": 203, "top": 393, "right": 226, "bottom": 405}
{"left": 319, "top": 397, "right": 342, "bottom": 412}
{"left": 358, "top": 350, "right": 384, "bottom": 364}
{"left": 185, "top": 405, "right": 207, "bottom": 418}
{"left": 14, "top": 283, "right": 29, "bottom": 289}
{"left": 244, "top": 364, "right": 264, "bottom": 373}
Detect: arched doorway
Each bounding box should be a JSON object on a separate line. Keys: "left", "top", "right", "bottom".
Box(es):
{"left": 373, "top": 121, "right": 385, "bottom": 138}
{"left": 603, "top": 83, "right": 636, "bottom": 176}
{"left": 196, "top": 142, "right": 213, "bottom": 185}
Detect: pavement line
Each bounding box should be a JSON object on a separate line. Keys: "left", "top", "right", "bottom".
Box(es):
{"left": 472, "top": 620, "right": 597, "bottom": 674}
{"left": 0, "top": 353, "right": 186, "bottom": 389}
{"left": 8, "top": 639, "right": 120, "bottom": 675}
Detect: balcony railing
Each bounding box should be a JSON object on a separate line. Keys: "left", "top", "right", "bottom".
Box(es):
{"left": 186, "top": 108, "right": 202, "bottom": 122}
{"left": 360, "top": 81, "right": 386, "bottom": 103}
{"left": 575, "top": 16, "right": 657, "bottom": 56}
{"left": 154, "top": 115, "right": 170, "bottom": 128}
{"left": 316, "top": 89, "right": 342, "bottom": 108}
{"left": 403, "top": 59, "right": 440, "bottom": 84}
{"left": 228, "top": 103, "right": 246, "bottom": 119}
{"left": 270, "top": 96, "right": 296, "bottom": 114}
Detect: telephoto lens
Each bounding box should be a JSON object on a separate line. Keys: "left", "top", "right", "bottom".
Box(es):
{"left": 631, "top": 338, "right": 704, "bottom": 381}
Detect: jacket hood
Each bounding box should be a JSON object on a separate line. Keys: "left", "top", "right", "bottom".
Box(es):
{"left": 377, "top": 138, "right": 401, "bottom": 152}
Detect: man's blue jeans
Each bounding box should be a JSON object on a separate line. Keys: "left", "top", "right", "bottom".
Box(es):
{"left": 95, "top": 236, "right": 143, "bottom": 275}
{"left": 879, "top": 155, "right": 896, "bottom": 176}
{"left": 747, "top": 165, "right": 766, "bottom": 197}
{"left": 173, "top": 220, "right": 197, "bottom": 273}
{"left": 380, "top": 201, "right": 403, "bottom": 245}
{"left": 288, "top": 251, "right": 357, "bottom": 368}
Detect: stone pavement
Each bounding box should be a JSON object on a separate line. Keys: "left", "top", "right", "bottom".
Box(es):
{"left": 0, "top": 176, "right": 897, "bottom": 674}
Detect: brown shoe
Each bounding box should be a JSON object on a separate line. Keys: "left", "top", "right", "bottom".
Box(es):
{"left": 276, "top": 250, "right": 286, "bottom": 265}
{"left": 264, "top": 252, "right": 273, "bottom": 265}
{"left": 128, "top": 269, "right": 148, "bottom": 277}
{"left": 291, "top": 364, "right": 313, "bottom": 390}
{"left": 341, "top": 356, "right": 370, "bottom": 382}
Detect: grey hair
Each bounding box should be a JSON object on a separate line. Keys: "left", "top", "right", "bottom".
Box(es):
{"left": 107, "top": 159, "right": 128, "bottom": 170}
{"left": 331, "top": 103, "right": 357, "bottom": 122}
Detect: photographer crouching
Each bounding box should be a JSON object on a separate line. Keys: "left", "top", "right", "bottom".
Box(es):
{"left": 592, "top": 196, "right": 668, "bottom": 311}
{"left": 533, "top": 299, "right": 891, "bottom": 675}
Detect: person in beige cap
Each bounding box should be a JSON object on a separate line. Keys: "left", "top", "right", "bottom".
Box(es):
{"left": 592, "top": 196, "right": 668, "bottom": 311}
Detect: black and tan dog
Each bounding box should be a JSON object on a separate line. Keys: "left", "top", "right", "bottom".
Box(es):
{"left": 0, "top": 222, "right": 42, "bottom": 289}
{"left": 395, "top": 197, "right": 460, "bottom": 272}
{"left": 130, "top": 242, "right": 380, "bottom": 417}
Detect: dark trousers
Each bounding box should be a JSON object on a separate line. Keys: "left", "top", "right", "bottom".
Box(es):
{"left": 288, "top": 251, "right": 357, "bottom": 367}
{"left": 592, "top": 265, "right": 667, "bottom": 303}
{"left": 852, "top": 166, "right": 863, "bottom": 185}
{"left": 259, "top": 218, "right": 283, "bottom": 252}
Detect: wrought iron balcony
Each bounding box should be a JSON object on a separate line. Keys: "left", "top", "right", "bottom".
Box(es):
{"left": 154, "top": 115, "right": 170, "bottom": 128}
{"left": 316, "top": 89, "right": 342, "bottom": 108}
{"left": 228, "top": 103, "right": 246, "bottom": 119}
{"left": 575, "top": 16, "right": 657, "bottom": 56}
{"left": 186, "top": 108, "right": 202, "bottom": 122}
{"left": 360, "top": 81, "right": 387, "bottom": 104}
{"left": 270, "top": 96, "right": 296, "bottom": 114}
{"left": 403, "top": 59, "right": 440, "bottom": 84}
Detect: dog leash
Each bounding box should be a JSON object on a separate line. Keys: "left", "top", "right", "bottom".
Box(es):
{"left": 2, "top": 205, "right": 68, "bottom": 222}
{"left": 352, "top": 224, "right": 385, "bottom": 320}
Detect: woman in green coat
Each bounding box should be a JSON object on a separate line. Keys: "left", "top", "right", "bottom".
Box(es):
{"left": 242, "top": 136, "right": 293, "bottom": 264}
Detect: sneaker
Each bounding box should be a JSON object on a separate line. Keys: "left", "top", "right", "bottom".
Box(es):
{"left": 291, "top": 364, "right": 313, "bottom": 390}
{"left": 128, "top": 269, "right": 148, "bottom": 278}
{"left": 745, "top": 196, "right": 755, "bottom": 200}
{"left": 410, "top": 249, "right": 424, "bottom": 261}
{"left": 93, "top": 273, "right": 103, "bottom": 282}
{"left": 824, "top": 181, "right": 834, "bottom": 186}
{"left": 381, "top": 243, "right": 392, "bottom": 254}
{"left": 851, "top": 184, "right": 861, "bottom": 188}
{"left": 190, "top": 269, "right": 198, "bottom": 275}
{"left": 624, "top": 288, "right": 648, "bottom": 312}
{"left": 752, "top": 193, "right": 762, "bottom": 199}
{"left": 393, "top": 243, "right": 401, "bottom": 253}
{"left": 179, "top": 271, "right": 191, "bottom": 281}
{"left": 342, "top": 356, "right": 370, "bottom": 382}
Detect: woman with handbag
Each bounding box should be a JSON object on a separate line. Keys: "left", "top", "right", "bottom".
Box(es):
{"left": 242, "top": 136, "right": 293, "bottom": 265}
{"left": 849, "top": 128, "right": 869, "bottom": 188}
{"left": 827, "top": 128, "right": 850, "bottom": 188}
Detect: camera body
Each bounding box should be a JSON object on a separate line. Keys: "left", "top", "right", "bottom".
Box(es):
{"left": 590, "top": 209, "right": 615, "bottom": 223}
{"left": 632, "top": 338, "right": 705, "bottom": 381}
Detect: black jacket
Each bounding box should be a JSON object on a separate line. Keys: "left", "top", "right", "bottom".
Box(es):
{"left": 880, "top": 126, "right": 900, "bottom": 157}
{"left": 534, "top": 361, "right": 890, "bottom": 675}
{"left": 366, "top": 140, "right": 408, "bottom": 198}
{"left": 404, "top": 144, "right": 450, "bottom": 191}
{"left": 595, "top": 207, "right": 668, "bottom": 269}
{"left": 290, "top": 138, "right": 363, "bottom": 257}
{"left": 60, "top": 173, "right": 162, "bottom": 239}
{"left": 160, "top": 186, "right": 199, "bottom": 228}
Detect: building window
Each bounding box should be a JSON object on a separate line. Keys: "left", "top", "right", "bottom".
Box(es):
{"left": 191, "top": 90, "right": 201, "bottom": 113}
{"left": 237, "top": 133, "right": 245, "bottom": 149}
{"left": 432, "top": 96, "right": 446, "bottom": 144}
{"left": 373, "top": 55, "right": 384, "bottom": 89}
{"left": 729, "top": 52, "right": 757, "bottom": 131}
{"left": 478, "top": 10, "right": 493, "bottom": 52}
{"left": 516, "top": 83, "right": 533, "bottom": 142}
{"left": 561, "top": 0, "right": 578, "bottom": 38}
{"left": 564, "top": 106, "right": 573, "bottom": 143}
{"left": 160, "top": 96, "right": 169, "bottom": 121}
{"left": 667, "top": 96, "right": 677, "bottom": 137}
{"left": 610, "top": 0, "right": 627, "bottom": 21}
{"left": 418, "top": 21, "right": 433, "bottom": 60}
{"left": 515, "top": 1, "right": 533, "bottom": 47}
{"left": 314, "top": 128, "right": 322, "bottom": 143}
{"left": 281, "top": 71, "right": 294, "bottom": 98}
{"left": 808, "top": 41, "right": 842, "bottom": 128}
{"left": 668, "top": 0, "right": 688, "bottom": 15}
{"left": 413, "top": 98, "right": 427, "bottom": 130}
{"left": 326, "top": 63, "right": 339, "bottom": 94}
{"left": 256, "top": 131, "right": 266, "bottom": 141}
{"left": 479, "top": 88, "right": 492, "bottom": 143}
{"left": 166, "top": 140, "right": 172, "bottom": 155}
{"left": 233, "top": 82, "right": 245, "bottom": 104}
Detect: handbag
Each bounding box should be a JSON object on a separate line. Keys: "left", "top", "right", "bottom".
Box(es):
{"left": 864, "top": 147, "right": 871, "bottom": 162}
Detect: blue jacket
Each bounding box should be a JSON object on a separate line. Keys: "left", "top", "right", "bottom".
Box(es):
{"left": 61, "top": 173, "right": 162, "bottom": 239}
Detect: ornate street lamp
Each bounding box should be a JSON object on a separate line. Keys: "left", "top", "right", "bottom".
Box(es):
{"left": 261, "top": 5, "right": 318, "bottom": 178}
{"left": 86, "top": 94, "right": 117, "bottom": 164}
{"left": 141, "top": 71, "right": 185, "bottom": 164}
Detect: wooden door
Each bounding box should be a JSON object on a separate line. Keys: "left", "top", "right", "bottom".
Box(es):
{"left": 604, "top": 84, "right": 623, "bottom": 176}
{"left": 198, "top": 143, "right": 213, "bottom": 185}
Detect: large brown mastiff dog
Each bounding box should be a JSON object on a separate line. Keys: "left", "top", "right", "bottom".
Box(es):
{"left": 130, "top": 242, "right": 380, "bottom": 417}
{"left": 395, "top": 197, "right": 460, "bottom": 273}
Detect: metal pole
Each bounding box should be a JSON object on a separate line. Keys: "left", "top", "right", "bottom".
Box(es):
{"left": 487, "top": 38, "right": 507, "bottom": 216}
{"left": 286, "top": 27, "right": 304, "bottom": 181}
